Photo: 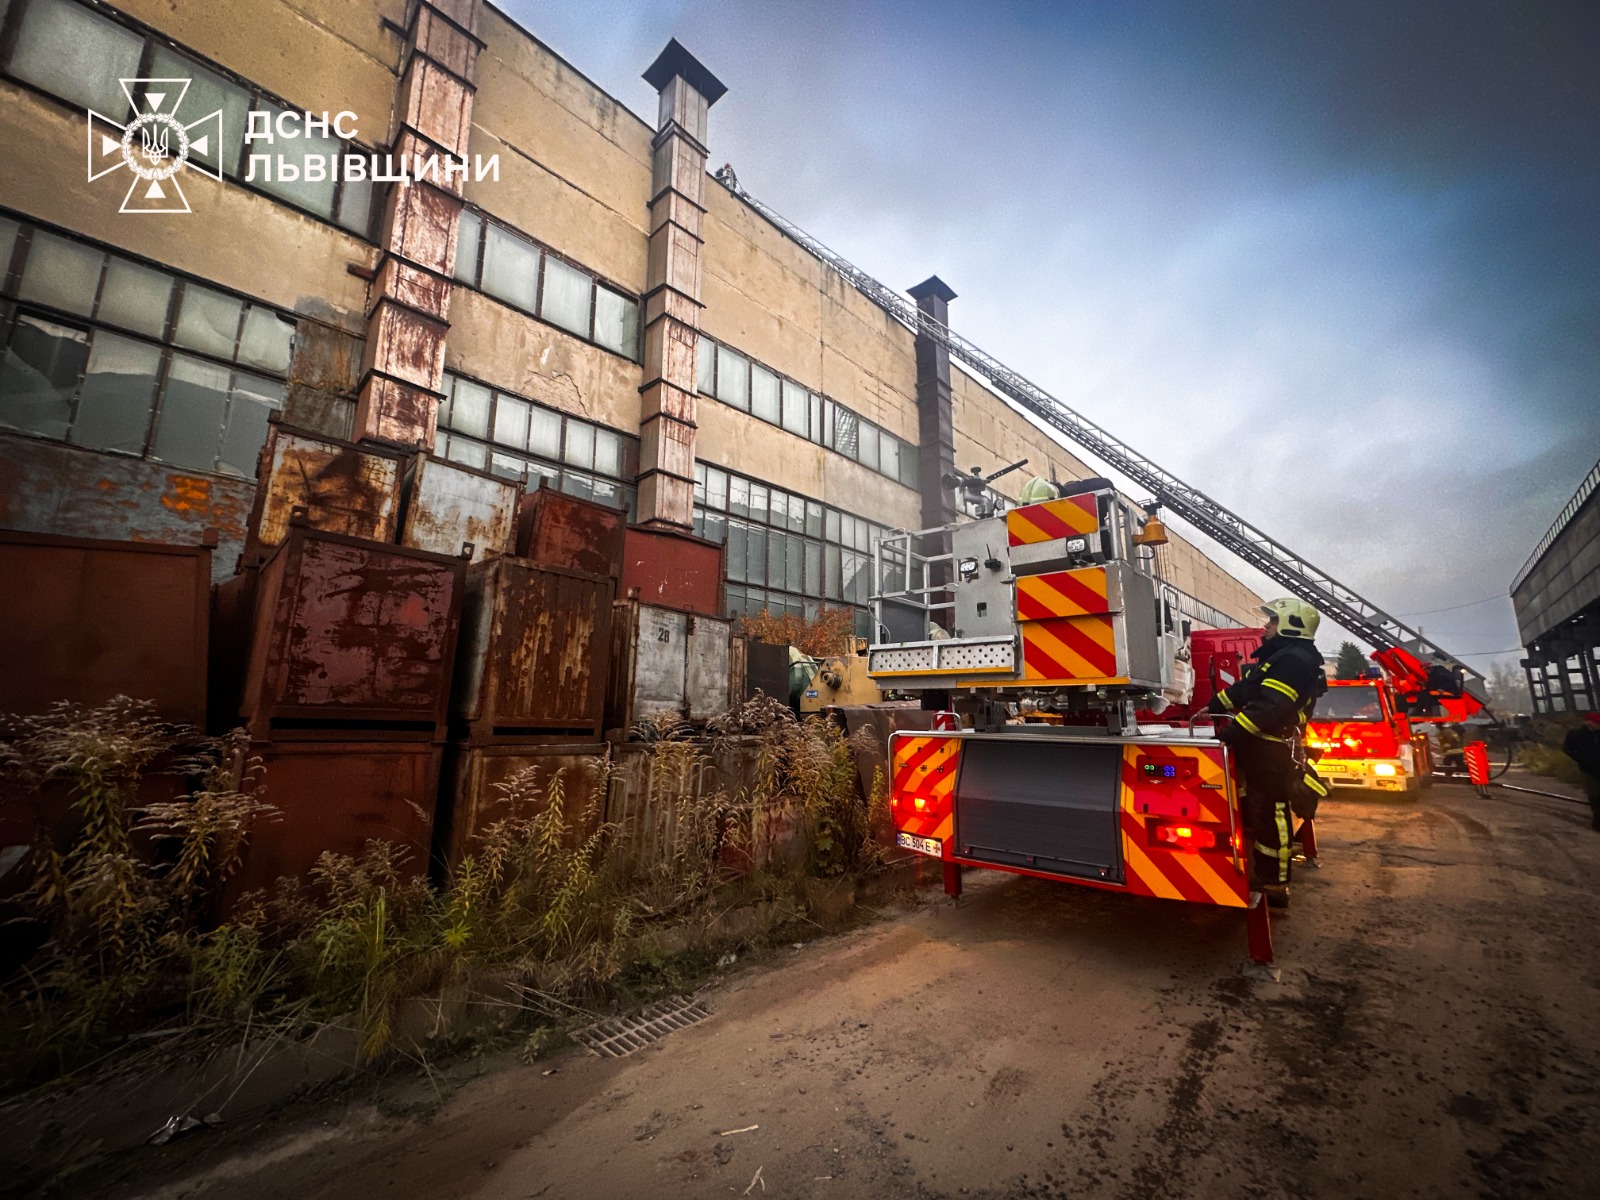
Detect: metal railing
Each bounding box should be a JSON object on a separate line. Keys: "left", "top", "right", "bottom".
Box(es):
{"left": 1510, "top": 454, "right": 1600, "bottom": 595}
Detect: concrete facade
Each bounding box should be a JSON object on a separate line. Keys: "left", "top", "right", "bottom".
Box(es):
{"left": 0, "top": 0, "right": 1263, "bottom": 632}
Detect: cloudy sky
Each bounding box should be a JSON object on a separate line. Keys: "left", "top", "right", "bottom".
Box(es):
{"left": 505, "top": 0, "right": 1599, "bottom": 677}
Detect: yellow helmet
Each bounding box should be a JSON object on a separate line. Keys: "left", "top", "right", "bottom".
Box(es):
{"left": 1261, "top": 597, "right": 1320, "bottom": 640}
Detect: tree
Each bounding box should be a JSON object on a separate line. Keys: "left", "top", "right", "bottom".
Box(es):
{"left": 739, "top": 605, "right": 857, "bottom": 657}
{"left": 1486, "top": 659, "right": 1532, "bottom": 716}
{"left": 1335, "top": 641, "right": 1368, "bottom": 680}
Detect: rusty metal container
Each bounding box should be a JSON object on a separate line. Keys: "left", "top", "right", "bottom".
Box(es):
{"left": 515, "top": 481, "right": 627, "bottom": 578}
{"left": 607, "top": 600, "right": 735, "bottom": 734}
{"left": 225, "top": 741, "right": 441, "bottom": 901}
{"left": 244, "top": 419, "right": 405, "bottom": 562}
{"left": 0, "top": 529, "right": 211, "bottom": 725}
{"left": 399, "top": 452, "right": 518, "bottom": 563}
{"left": 619, "top": 525, "right": 725, "bottom": 615}
{"left": 239, "top": 522, "right": 467, "bottom": 740}
{"left": 452, "top": 557, "right": 615, "bottom": 743}
{"left": 434, "top": 742, "right": 609, "bottom": 876}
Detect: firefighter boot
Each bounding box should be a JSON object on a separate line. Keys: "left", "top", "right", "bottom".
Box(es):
{"left": 1261, "top": 883, "right": 1290, "bottom": 911}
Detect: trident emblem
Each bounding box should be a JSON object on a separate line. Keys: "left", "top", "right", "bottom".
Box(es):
{"left": 87, "top": 78, "right": 222, "bottom": 214}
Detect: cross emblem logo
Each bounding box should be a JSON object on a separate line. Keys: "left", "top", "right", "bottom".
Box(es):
{"left": 87, "top": 78, "right": 224, "bottom": 214}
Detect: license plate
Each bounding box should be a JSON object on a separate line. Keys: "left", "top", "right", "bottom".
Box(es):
{"left": 895, "top": 831, "right": 942, "bottom": 857}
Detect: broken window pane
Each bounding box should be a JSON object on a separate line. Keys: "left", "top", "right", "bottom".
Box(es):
{"left": 481, "top": 223, "right": 539, "bottom": 311}
{"left": 98, "top": 257, "right": 173, "bottom": 338}
{"left": 1, "top": 315, "right": 89, "bottom": 439}
{"left": 716, "top": 348, "right": 749, "bottom": 411}
{"left": 529, "top": 405, "right": 561, "bottom": 458}
{"left": 449, "top": 377, "right": 491, "bottom": 439}
{"left": 559, "top": 470, "right": 594, "bottom": 501}
{"left": 540, "top": 255, "right": 592, "bottom": 336}
{"left": 10, "top": 0, "right": 142, "bottom": 118}
{"left": 705, "top": 467, "right": 728, "bottom": 511}
{"left": 492, "top": 394, "right": 530, "bottom": 450}
{"left": 237, "top": 305, "right": 294, "bottom": 373}
{"left": 151, "top": 353, "right": 229, "bottom": 471}
{"left": 19, "top": 232, "right": 103, "bottom": 316}
{"left": 832, "top": 407, "right": 859, "bottom": 459}
{"left": 454, "top": 210, "right": 482, "bottom": 283}
{"left": 593, "top": 287, "right": 637, "bottom": 357}
{"left": 749, "top": 363, "right": 778, "bottom": 422}
{"left": 488, "top": 449, "right": 523, "bottom": 479}
{"left": 149, "top": 46, "right": 248, "bottom": 176}
{"left": 175, "top": 285, "right": 244, "bottom": 359}
{"left": 70, "top": 331, "right": 159, "bottom": 454}
{"left": 806, "top": 500, "right": 823, "bottom": 538}
{"left": 218, "top": 370, "right": 284, "bottom": 477}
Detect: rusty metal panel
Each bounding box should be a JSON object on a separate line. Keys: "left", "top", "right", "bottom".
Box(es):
{"left": 245, "top": 421, "right": 403, "bottom": 559}
{"left": 225, "top": 742, "right": 440, "bottom": 902}
{"left": 686, "top": 614, "right": 733, "bottom": 720}
{"left": 453, "top": 558, "right": 614, "bottom": 742}
{"left": 400, "top": 453, "right": 517, "bottom": 562}
{"left": 435, "top": 743, "right": 608, "bottom": 875}
{"left": 515, "top": 480, "right": 627, "bottom": 578}
{"left": 619, "top": 524, "right": 724, "bottom": 615}
{"left": 745, "top": 640, "right": 789, "bottom": 706}
{"left": 606, "top": 601, "right": 733, "bottom": 733}
{"left": 0, "top": 433, "right": 251, "bottom": 583}
{"left": 241, "top": 523, "right": 466, "bottom": 739}
{"left": 363, "top": 297, "right": 449, "bottom": 391}
{"left": 0, "top": 530, "right": 210, "bottom": 725}
{"left": 207, "top": 568, "right": 259, "bottom": 733}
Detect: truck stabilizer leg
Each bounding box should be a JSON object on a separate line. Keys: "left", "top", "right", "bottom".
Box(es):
{"left": 1294, "top": 818, "right": 1319, "bottom": 866}
{"left": 1243, "top": 891, "right": 1280, "bottom": 981}
{"left": 942, "top": 861, "right": 963, "bottom": 899}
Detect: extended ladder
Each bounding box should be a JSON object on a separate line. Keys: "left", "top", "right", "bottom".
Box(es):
{"left": 717, "top": 174, "right": 1487, "bottom": 702}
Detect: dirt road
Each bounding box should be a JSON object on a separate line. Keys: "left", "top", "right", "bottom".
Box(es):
{"left": 101, "top": 778, "right": 1600, "bottom": 1199}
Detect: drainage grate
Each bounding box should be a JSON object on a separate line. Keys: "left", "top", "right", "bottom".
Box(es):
{"left": 572, "top": 996, "right": 713, "bottom": 1058}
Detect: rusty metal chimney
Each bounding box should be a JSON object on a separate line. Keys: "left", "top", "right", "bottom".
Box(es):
{"left": 636, "top": 40, "right": 726, "bottom": 530}
{"left": 353, "top": 0, "right": 485, "bottom": 450}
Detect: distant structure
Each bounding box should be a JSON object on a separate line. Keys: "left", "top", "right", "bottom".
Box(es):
{"left": 1513, "top": 455, "right": 1600, "bottom": 712}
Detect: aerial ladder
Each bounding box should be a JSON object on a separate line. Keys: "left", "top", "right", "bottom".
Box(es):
{"left": 716, "top": 172, "right": 1499, "bottom": 968}
{"left": 714, "top": 171, "right": 1487, "bottom": 717}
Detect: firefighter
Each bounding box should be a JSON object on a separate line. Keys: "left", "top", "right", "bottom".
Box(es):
{"left": 1562, "top": 713, "right": 1600, "bottom": 830}
{"left": 1207, "top": 597, "right": 1328, "bottom": 908}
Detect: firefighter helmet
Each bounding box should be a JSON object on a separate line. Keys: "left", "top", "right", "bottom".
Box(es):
{"left": 1261, "top": 597, "right": 1321, "bottom": 640}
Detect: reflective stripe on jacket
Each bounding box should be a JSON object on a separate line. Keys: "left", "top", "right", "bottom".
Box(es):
{"left": 1209, "top": 635, "right": 1327, "bottom": 742}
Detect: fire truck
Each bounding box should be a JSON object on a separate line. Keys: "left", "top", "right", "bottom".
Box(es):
{"left": 718, "top": 176, "right": 1493, "bottom": 970}
{"left": 1305, "top": 675, "right": 1434, "bottom": 797}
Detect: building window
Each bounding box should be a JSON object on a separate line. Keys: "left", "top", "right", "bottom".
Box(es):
{"left": 692, "top": 332, "right": 918, "bottom": 491}
{"left": 0, "top": 217, "right": 298, "bottom": 477}
{"left": 693, "top": 461, "right": 889, "bottom": 638}
{"left": 454, "top": 210, "right": 641, "bottom": 363}
{"left": 438, "top": 371, "right": 639, "bottom": 518}
{"left": 0, "top": 0, "right": 381, "bottom": 236}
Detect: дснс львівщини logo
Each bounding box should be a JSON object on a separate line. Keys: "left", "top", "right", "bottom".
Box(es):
{"left": 87, "top": 78, "right": 223, "bottom": 214}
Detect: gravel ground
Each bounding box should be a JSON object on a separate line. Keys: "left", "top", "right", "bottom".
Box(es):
{"left": 85, "top": 775, "right": 1600, "bottom": 1200}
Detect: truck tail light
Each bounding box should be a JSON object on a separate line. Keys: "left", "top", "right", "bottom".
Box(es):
{"left": 1150, "top": 822, "right": 1219, "bottom": 853}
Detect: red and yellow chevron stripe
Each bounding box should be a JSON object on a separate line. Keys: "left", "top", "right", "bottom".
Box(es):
{"left": 890, "top": 734, "right": 960, "bottom": 848}
{"left": 1021, "top": 614, "right": 1119, "bottom": 681}
{"left": 1006, "top": 494, "right": 1100, "bottom": 547}
{"left": 1117, "top": 744, "right": 1246, "bottom": 908}
{"left": 1016, "top": 567, "right": 1111, "bottom": 620}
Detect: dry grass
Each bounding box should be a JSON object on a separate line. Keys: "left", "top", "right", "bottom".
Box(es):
{"left": 0, "top": 694, "right": 887, "bottom": 1090}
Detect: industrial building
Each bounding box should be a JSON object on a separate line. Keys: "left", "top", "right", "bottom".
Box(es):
{"left": 1515, "top": 455, "right": 1600, "bottom": 713}
{"left": 0, "top": 0, "right": 1264, "bottom": 635}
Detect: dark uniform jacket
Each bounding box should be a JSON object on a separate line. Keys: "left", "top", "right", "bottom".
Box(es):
{"left": 1564, "top": 724, "right": 1600, "bottom": 777}
{"left": 1207, "top": 635, "right": 1327, "bottom": 743}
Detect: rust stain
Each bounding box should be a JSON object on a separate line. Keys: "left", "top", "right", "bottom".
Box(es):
{"left": 160, "top": 473, "right": 212, "bottom": 514}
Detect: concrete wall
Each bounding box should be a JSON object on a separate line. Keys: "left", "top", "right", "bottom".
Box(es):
{"left": 1514, "top": 490, "right": 1600, "bottom": 644}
